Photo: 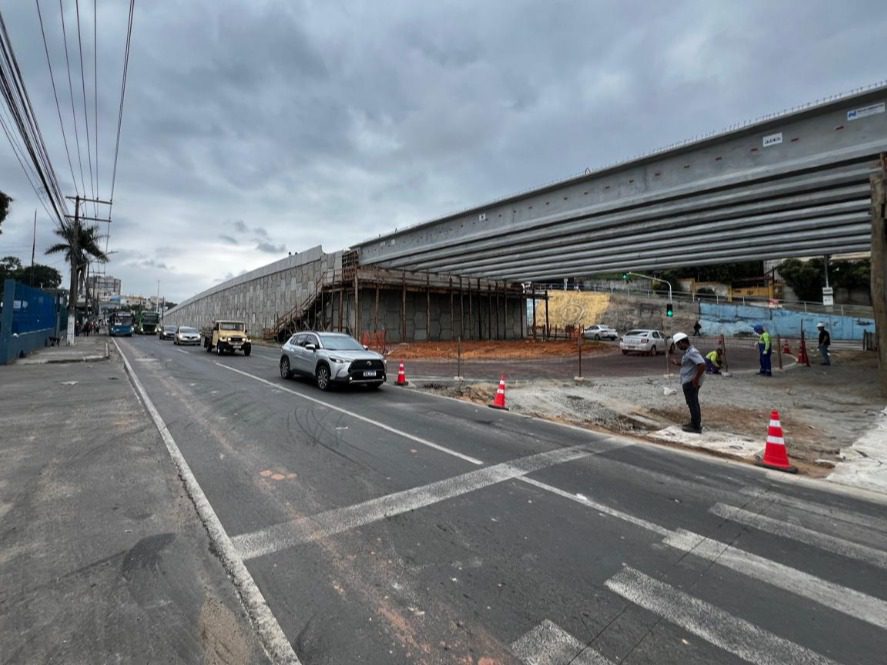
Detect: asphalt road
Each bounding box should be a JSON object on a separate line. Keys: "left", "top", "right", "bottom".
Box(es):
{"left": 115, "top": 335, "right": 887, "bottom": 665}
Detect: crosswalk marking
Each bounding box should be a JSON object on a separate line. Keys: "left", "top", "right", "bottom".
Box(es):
{"left": 711, "top": 503, "right": 887, "bottom": 570}
{"left": 605, "top": 567, "right": 842, "bottom": 665}
{"left": 510, "top": 620, "right": 614, "bottom": 665}
{"left": 232, "top": 445, "right": 593, "bottom": 560}
{"left": 664, "top": 529, "right": 887, "bottom": 630}
{"left": 739, "top": 487, "right": 887, "bottom": 535}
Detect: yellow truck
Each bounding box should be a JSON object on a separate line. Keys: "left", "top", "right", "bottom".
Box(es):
{"left": 202, "top": 320, "right": 252, "bottom": 356}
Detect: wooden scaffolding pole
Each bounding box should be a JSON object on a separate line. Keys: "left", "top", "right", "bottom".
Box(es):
{"left": 401, "top": 270, "right": 407, "bottom": 342}
{"left": 426, "top": 273, "right": 431, "bottom": 341}
{"left": 459, "top": 275, "right": 465, "bottom": 340}
{"left": 871, "top": 164, "right": 887, "bottom": 396}
{"left": 449, "top": 276, "right": 455, "bottom": 341}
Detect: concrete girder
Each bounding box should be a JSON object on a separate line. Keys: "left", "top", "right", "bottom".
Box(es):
{"left": 437, "top": 211, "right": 871, "bottom": 276}
{"left": 489, "top": 233, "right": 871, "bottom": 281}
{"left": 368, "top": 166, "right": 874, "bottom": 269}
{"left": 511, "top": 240, "right": 872, "bottom": 283}
{"left": 412, "top": 203, "right": 871, "bottom": 274}
{"left": 392, "top": 185, "right": 871, "bottom": 272}
{"left": 358, "top": 162, "right": 877, "bottom": 266}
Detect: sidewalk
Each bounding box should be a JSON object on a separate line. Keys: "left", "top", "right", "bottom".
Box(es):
{"left": 0, "top": 336, "right": 269, "bottom": 664}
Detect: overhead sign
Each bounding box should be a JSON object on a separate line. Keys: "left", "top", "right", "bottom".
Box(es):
{"left": 847, "top": 102, "right": 885, "bottom": 121}
{"left": 762, "top": 132, "right": 783, "bottom": 148}
{"left": 822, "top": 286, "right": 834, "bottom": 307}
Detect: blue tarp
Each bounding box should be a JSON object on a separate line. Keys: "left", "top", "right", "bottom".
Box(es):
{"left": 699, "top": 302, "right": 874, "bottom": 340}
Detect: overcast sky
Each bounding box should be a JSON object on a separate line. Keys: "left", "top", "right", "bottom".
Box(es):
{"left": 1, "top": 1, "right": 886, "bottom": 302}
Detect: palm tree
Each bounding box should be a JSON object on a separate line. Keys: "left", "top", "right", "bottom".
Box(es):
{"left": 46, "top": 221, "right": 108, "bottom": 335}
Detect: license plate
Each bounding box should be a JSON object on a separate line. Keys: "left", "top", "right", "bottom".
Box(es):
{"left": 363, "top": 370, "right": 377, "bottom": 377}
{"left": 231, "top": 343, "right": 241, "bottom": 349}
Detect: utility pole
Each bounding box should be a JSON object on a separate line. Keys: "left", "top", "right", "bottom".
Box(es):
{"left": 29, "top": 210, "right": 36, "bottom": 286}
{"left": 871, "top": 157, "right": 887, "bottom": 397}
{"left": 63, "top": 194, "right": 111, "bottom": 344}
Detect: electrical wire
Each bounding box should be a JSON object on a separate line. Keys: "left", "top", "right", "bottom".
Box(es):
{"left": 109, "top": 0, "right": 134, "bottom": 204}
{"left": 58, "top": 0, "right": 86, "bottom": 197}
{"left": 74, "top": 0, "right": 96, "bottom": 216}
{"left": 35, "top": 0, "right": 78, "bottom": 198}
{"left": 0, "top": 12, "right": 68, "bottom": 224}
{"left": 92, "top": 0, "right": 98, "bottom": 210}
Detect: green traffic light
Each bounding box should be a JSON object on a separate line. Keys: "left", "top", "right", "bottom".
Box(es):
{"left": 666, "top": 303, "right": 674, "bottom": 317}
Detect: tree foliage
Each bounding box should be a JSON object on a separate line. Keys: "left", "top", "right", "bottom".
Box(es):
{"left": 777, "top": 258, "right": 871, "bottom": 302}
{"left": 0, "top": 255, "right": 62, "bottom": 288}
{"left": 0, "top": 191, "right": 11, "bottom": 234}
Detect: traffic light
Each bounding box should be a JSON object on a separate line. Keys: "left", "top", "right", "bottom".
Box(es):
{"left": 666, "top": 302, "right": 674, "bottom": 317}
{"left": 622, "top": 273, "right": 630, "bottom": 281}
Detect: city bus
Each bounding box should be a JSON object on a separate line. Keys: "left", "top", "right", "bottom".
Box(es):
{"left": 109, "top": 311, "right": 134, "bottom": 337}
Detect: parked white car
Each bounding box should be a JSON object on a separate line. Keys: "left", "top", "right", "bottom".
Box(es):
{"left": 582, "top": 324, "right": 619, "bottom": 341}
{"left": 619, "top": 329, "right": 673, "bottom": 356}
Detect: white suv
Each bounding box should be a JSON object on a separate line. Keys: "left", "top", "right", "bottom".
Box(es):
{"left": 279, "top": 332, "right": 386, "bottom": 391}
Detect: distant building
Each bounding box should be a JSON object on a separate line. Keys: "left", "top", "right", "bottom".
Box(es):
{"left": 88, "top": 275, "right": 121, "bottom": 302}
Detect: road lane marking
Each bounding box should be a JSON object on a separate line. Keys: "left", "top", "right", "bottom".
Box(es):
{"left": 232, "top": 445, "right": 594, "bottom": 560}
{"left": 510, "top": 620, "right": 614, "bottom": 665}
{"left": 711, "top": 503, "right": 887, "bottom": 570}
{"left": 663, "top": 529, "right": 887, "bottom": 630}
{"left": 518, "top": 477, "right": 670, "bottom": 536}
{"left": 605, "top": 567, "right": 842, "bottom": 665}
{"left": 739, "top": 487, "right": 887, "bottom": 534}
{"left": 217, "top": 363, "right": 485, "bottom": 466}
{"left": 517, "top": 483, "right": 887, "bottom": 627}
{"left": 113, "top": 340, "right": 302, "bottom": 665}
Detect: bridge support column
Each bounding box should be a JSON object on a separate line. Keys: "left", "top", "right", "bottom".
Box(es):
{"left": 872, "top": 166, "right": 887, "bottom": 397}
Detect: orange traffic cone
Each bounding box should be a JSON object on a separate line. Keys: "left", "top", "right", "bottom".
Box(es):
{"left": 755, "top": 410, "right": 797, "bottom": 473}
{"left": 489, "top": 375, "right": 508, "bottom": 410}
{"left": 395, "top": 361, "right": 408, "bottom": 386}
{"left": 782, "top": 339, "right": 792, "bottom": 355}
{"left": 797, "top": 339, "right": 810, "bottom": 366}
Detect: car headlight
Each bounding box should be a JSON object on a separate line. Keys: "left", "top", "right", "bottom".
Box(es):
{"left": 328, "top": 356, "right": 346, "bottom": 364}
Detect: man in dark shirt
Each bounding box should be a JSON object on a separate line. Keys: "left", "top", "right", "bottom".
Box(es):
{"left": 670, "top": 332, "right": 706, "bottom": 433}
{"left": 817, "top": 322, "right": 831, "bottom": 366}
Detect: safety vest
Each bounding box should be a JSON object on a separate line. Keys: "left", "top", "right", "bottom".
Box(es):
{"left": 759, "top": 331, "right": 771, "bottom": 353}
{"left": 706, "top": 350, "right": 722, "bottom": 366}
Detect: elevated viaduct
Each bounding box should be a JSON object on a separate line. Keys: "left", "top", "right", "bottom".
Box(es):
{"left": 166, "top": 84, "right": 886, "bottom": 379}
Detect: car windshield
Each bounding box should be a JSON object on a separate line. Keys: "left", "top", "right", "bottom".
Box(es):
{"left": 625, "top": 330, "right": 647, "bottom": 336}
{"left": 164, "top": 325, "right": 177, "bottom": 332}
{"left": 220, "top": 322, "right": 245, "bottom": 331}
{"left": 318, "top": 334, "right": 364, "bottom": 351}
{"left": 178, "top": 327, "right": 197, "bottom": 334}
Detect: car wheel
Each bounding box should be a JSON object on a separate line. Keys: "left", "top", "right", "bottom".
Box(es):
{"left": 316, "top": 364, "right": 331, "bottom": 391}
{"left": 593, "top": 334, "right": 600, "bottom": 341}
{"left": 216, "top": 344, "right": 222, "bottom": 355}
{"left": 244, "top": 347, "right": 251, "bottom": 357}
{"left": 369, "top": 382, "right": 382, "bottom": 390}
{"left": 621, "top": 349, "right": 628, "bottom": 355}
{"left": 280, "top": 357, "right": 291, "bottom": 379}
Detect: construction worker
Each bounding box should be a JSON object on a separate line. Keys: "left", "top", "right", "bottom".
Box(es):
{"left": 670, "top": 332, "right": 706, "bottom": 433}
{"left": 704, "top": 347, "right": 724, "bottom": 374}
{"left": 817, "top": 322, "right": 831, "bottom": 365}
{"left": 753, "top": 324, "right": 772, "bottom": 376}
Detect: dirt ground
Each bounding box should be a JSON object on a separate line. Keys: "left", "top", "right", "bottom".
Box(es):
{"left": 412, "top": 344, "right": 883, "bottom": 479}
{"left": 385, "top": 338, "right": 608, "bottom": 359}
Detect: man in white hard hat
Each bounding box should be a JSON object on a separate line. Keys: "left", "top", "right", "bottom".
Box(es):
{"left": 816, "top": 322, "right": 831, "bottom": 365}
{"left": 670, "top": 332, "right": 706, "bottom": 433}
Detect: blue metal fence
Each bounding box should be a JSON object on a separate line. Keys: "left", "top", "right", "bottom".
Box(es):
{"left": 0, "top": 278, "right": 61, "bottom": 365}
{"left": 699, "top": 301, "right": 874, "bottom": 340}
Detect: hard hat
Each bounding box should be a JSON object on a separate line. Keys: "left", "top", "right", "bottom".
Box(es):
{"left": 816, "top": 322, "right": 825, "bottom": 328}
{"left": 753, "top": 324, "right": 763, "bottom": 333}
{"left": 672, "top": 332, "right": 689, "bottom": 344}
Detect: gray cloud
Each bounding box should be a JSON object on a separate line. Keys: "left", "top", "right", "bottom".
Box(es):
{"left": 0, "top": 0, "right": 885, "bottom": 303}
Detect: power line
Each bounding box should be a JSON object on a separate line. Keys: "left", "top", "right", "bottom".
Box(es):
{"left": 74, "top": 0, "right": 96, "bottom": 215}
{"left": 109, "top": 0, "right": 134, "bottom": 204}
{"left": 58, "top": 0, "right": 86, "bottom": 196}
{"left": 92, "top": 0, "right": 97, "bottom": 211}
{"left": 35, "top": 0, "right": 78, "bottom": 196}
{"left": 0, "top": 11, "right": 68, "bottom": 224}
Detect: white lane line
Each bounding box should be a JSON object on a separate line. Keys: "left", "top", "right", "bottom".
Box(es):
{"left": 605, "top": 567, "right": 841, "bottom": 665}
{"left": 232, "top": 445, "right": 594, "bottom": 561}
{"left": 739, "top": 487, "right": 887, "bottom": 534}
{"left": 518, "top": 477, "right": 670, "bottom": 537}
{"left": 510, "top": 620, "right": 614, "bottom": 665}
{"left": 218, "top": 363, "right": 484, "bottom": 466}
{"left": 711, "top": 503, "right": 887, "bottom": 570}
{"left": 664, "top": 529, "right": 887, "bottom": 630}
{"left": 176, "top": 348, "right": 188, "bottom": 355}
{"left": 112, "top": 340, "right": 301, "bottom": 665}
